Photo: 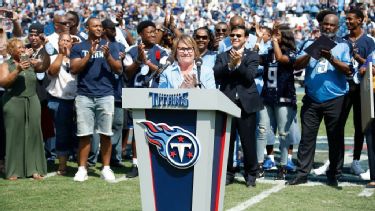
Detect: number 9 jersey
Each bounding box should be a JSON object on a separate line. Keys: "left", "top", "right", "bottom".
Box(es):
{"left": 260, "top": 49, "right": 297, "bottom": 108}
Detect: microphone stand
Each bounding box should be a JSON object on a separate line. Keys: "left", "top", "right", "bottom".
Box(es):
{"left": 196, "top": 58, "right": 202, "bottom": 88}
{"left": 142, "top": 64, "right": 161, "bottom": 87}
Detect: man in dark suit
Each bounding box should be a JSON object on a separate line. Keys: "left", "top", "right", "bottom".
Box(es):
{"left": 214, "top": 25, "right": 263, "bottom": 187}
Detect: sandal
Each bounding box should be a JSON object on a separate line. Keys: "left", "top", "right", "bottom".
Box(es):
{"left": 7, "top": 176, "right": 17, "bottom": 181}
{"left": 366, "top": 181, "right": 375, "bottom": 188}
{"left": 57, "top": 169, "right": 67, "bottom": 176}
{"left": 32, "top": 174, "right": 44, "bottom": 180}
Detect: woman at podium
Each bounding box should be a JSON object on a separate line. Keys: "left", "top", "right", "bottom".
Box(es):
{"left": 158, "top": 34, "right": 216, "bottom": 89}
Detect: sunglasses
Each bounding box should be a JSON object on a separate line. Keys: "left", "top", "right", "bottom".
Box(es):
{"left": 229, "top": 34, "right": 243, "bottom": 38}
{"left": 215, "top": 28, "right": 227, "bottom": 33}
{"left": 58, "top": 22, "right": 71, "bottom": 26}
{"left": 195, "top": 35, "right": 208, "bottom": 40}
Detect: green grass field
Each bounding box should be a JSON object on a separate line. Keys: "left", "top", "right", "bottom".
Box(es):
{"left": 1, "top": 157, "right": 374, "bottom": 211}
{"left": 0, "top": 94, "right": 367, "bottom": 211}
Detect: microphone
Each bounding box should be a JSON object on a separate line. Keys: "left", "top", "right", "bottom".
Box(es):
{"left": 143, "top": 56, "right": 174, "bottom": 87}
{"left": 195, "top": 58, "right": 202, "bottom": 88}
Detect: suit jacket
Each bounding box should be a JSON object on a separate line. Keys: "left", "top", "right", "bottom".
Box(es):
{"left": 214, "top": 48, "right": 263, "bottom": 114}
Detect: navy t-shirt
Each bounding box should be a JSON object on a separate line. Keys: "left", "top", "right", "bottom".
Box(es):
{"left": 113, "top": 42, "right": 126, "bottom": 102}
{"left": 70, "top": 39, "right": 120, "bottom": 97}
{"left": 343, "top": 33, "right": 375, "bottom": 76}
{"left": 261, "top": 48, "right": 297, "bottom": 108}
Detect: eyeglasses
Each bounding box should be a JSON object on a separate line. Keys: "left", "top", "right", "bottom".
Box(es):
{"left": 144, "top": 30, "right": 156, "bottom": 35}
{"left": 215, "top": 28, "right": 227, "bottom": 33}
{"left": 194, "top": 35, "right": 208, "bottom": 40}
{"left": 58, "top": 22, "right": 71, "bottom": 26}
{"left": 229, "top": 34, "right": 243, "bottom": 38}
{"left": 177, "top": 47, "right": 194, "bottom": 53}
{"left": 156, "top": 28, "right": 165, "bottom": 32}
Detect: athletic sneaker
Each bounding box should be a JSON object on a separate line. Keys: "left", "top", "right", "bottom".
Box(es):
{"left": 351, "top": 160, "right": 365, "bottom": 175}
{"left": 256, "top": 164, "right": 265, "bottom": 178}
{"left": 313, "top": 160, "right": 330, "bottom": 175}
{"left": 360, "top": 169, "right": 370, "bottom": 180}
{"left": 126, "top": 165, "right": 139, "bottom": 178}
{"left": 263, "top": 158, "right": 276, "bottom": 170}
{"left": 285, "top": 158, "right": 296, "bottom": 172}
{"left": 73, "top": 168, "right": 88, "bottom": 182}
{"left": 101, "top": 168, "right": 116, "bottom": 182}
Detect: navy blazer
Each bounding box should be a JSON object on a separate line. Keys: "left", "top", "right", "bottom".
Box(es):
{"left": 214, "top": 48, "right": 263, "bottom": 114}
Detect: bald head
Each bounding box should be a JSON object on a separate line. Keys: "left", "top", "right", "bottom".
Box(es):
{"left": 230, "top": 15, "right": 245, "bottom": 29}
{"left": 321, "top": 14, "right": 339, "bottom": 38}
{"left": 53, "top": 15, "right": 70, "bottom": 34}
{"left": 323, "top": 14, "right": 339, "bottom": 26}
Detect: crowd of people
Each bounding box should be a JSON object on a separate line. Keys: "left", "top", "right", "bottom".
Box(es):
{"left": 0, "top": 0, "right": 375, "bottom": 189}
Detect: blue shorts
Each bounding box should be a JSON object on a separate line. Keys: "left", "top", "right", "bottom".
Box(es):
{"left": 75, "top": 95, "right": 114, "bottom": 137}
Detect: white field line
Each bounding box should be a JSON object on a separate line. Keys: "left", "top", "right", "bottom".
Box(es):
{"left": 358, "top": 188, "right": 375, "bottom": 197}
{"left": 110, "top": 175, "right": 129, "bottom": 183}
{"left": 229, "top": 176, "right": 368, "bottom": 210}
{"left": 43, "top": 172, "right": 57, "bottom": 178}
{"left": 227, "top": 182, "right": 286, "bottom": 211}
{"left": 237, "top": 177, "right": 365, "bottom": 187}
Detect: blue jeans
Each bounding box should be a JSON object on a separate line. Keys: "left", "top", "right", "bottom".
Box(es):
{"left": 48, "top": 98, "right": 77, "bottom": 156}
{"left": 257, "top": 105, "right": 296, "bottom": 165}
{"left": 111, "top": 106, "right": 124, "bottom": 164}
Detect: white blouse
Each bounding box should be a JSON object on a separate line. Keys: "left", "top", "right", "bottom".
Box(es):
{"left": 46, "top": 54, "right": 77, "bottom": 100}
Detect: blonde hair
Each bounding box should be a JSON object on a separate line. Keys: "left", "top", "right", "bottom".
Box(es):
{"left": 172, "top": 34, "right": 200, "bottom": 61}
{"left": 6, "top": 38, "right": 23, "bottom": 55}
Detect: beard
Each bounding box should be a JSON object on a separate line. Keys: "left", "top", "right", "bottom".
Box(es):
{"left": 321, "top": 31, "right": 336, "bottom": 39}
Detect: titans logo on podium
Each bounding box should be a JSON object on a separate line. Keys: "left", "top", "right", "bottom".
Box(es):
{"left": 138, "top": 120, "right": 200, "bottom": 169}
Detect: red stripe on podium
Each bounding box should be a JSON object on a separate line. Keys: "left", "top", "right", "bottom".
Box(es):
{"left": 149, "top": 148, "right": 157, "bottom": 211}
{"left": 215, "top": 115, "right": 227, "bottom": 211}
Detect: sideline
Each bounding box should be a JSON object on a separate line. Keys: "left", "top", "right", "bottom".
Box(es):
{"left": 228, "top": 177, "right": 368, "bottom": 211}
{"left": 227, "top": 182, "right": 285, "bottom": 211}
{"left": 110, "top": 175, "right": 129, "bottom": 183}
{"left": 358, "top": 188, "right": 375, "bottom": 197}
{"left": 44, "top": 172, "right": 57, "bottom": 178}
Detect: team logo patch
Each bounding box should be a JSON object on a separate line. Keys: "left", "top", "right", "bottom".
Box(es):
{"left": 138, "top": 121, "right": 200, "bottom": 169}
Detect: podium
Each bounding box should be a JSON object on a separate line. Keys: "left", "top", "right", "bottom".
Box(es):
{"left": 360, "top": 62, "right": 374, "bottom": 132}
{"left": 122, "top": 88, "right": 241, "bottom": 211}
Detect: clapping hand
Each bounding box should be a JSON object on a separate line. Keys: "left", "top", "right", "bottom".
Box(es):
{"left": 17, "top": 60, "right": 30, "bottom": 72}
{"left": 137, "top": 42, "right": 147, "bottom": 63}
{"left": 255, "top": 22, "right": 263, "bottom": 38}
{"left": 119, "top": 52, "right": 125, "bottom": 60}
{"left": 180, "top": 74, "right": 198, "bottom": 88}
{"left": 25, "top": 48, "right": 34, "bottom": 58}
{"left": 89, "top": 39, "right": 99, "bottom": 55}
{"left": 229, "top": 49, "right": 242, "bottom": 69}
{"left": 101, "top": 41, "right": 110, "bottom": 58}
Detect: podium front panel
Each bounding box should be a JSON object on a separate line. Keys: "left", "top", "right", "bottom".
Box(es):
{"left": 132, "top": 108, "right": 232, "bottom": 211}
{"left": 146, "top": 109, "right": 196, "bottom": 211}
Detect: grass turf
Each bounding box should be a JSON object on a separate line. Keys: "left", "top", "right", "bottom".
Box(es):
{"left": 0, "top": 95, "right": 360, "bottom": 210}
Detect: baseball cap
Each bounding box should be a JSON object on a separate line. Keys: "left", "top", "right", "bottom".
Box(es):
{"left": 29, "top": 22, "right": 44, "bottom": 34}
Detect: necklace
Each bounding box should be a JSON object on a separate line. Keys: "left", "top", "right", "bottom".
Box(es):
{"left": 349, "top": 30, "right": 363, "bottom": 44}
